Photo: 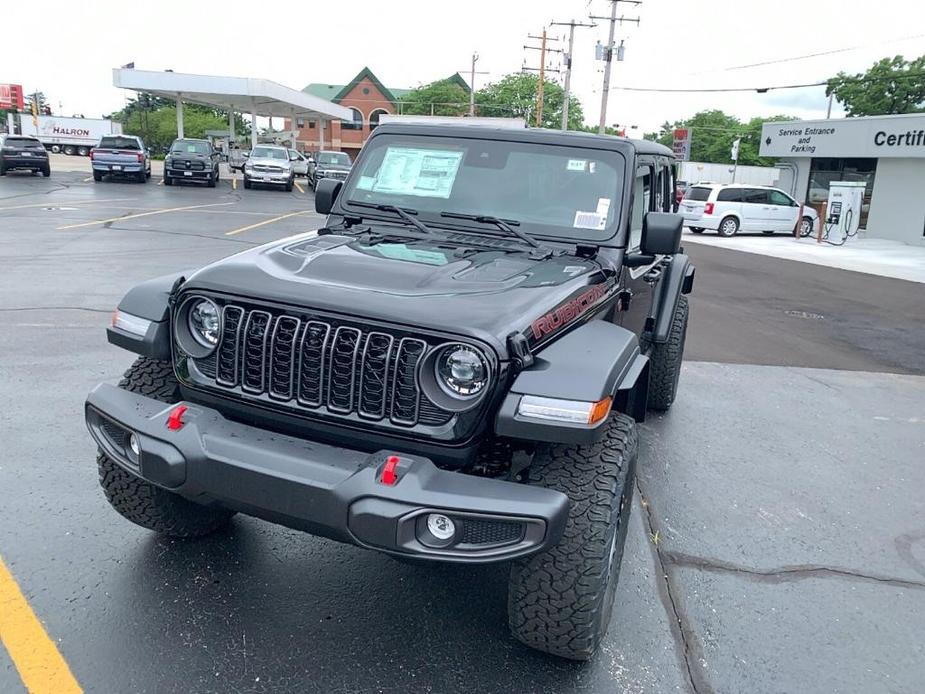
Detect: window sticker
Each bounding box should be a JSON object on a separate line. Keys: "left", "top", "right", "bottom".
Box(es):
{"left": 596, "top": 198, "right": 611, "bottom": 217}
{"left": 573, "top": 211, "right": 606, "bottom": 230}
{"left": 566, "top": 159, "right": 587, "bottom": 172}
{"left": 367, "top": 147, "right": 464, "bottom": 198}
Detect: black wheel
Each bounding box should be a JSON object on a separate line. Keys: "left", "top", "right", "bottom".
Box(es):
{"left": 798, "top": 216, "right": 814, "bottom": 237}
{"left": 643, "top": 294, "right": 689, "bottom": 411}
{"left": 762, "top": 230, "right": 775, "bottom": 235}
{"left": 717, "top": 216, "right": 739, "bottom": 237}
{"left": 137, "top": 171, "right": 147, "bottom": 183}
{"left": 285, "top": 177, "right": 294, "bottom": 192}
{"left": 689, "top": 227, "right": 704, "bottom": 233}
{"left": 0, "top": 165, "right": 5, "bottom": 176}
{"left": 163, "top": 175, "right": 173, "bottom": 186}
{"left": 146, "top": 169, "right": 151, "bottom": 179}
{"left": 207, "top": 173, "right": 216, "bottom": 188}
{"left": 42, "top": 167, "right": 50, "bottom": 177}
{"left": 243, "top": 176, "right": 252, "bottom": 189}
{"left": 97, "top": 357, "right": 235, "bottom": 538}
{"left": 508, "top": 413, "right": 637, "bottom": 661}
{"left": 93, "top": 172, "right": 103, "bottom": 182}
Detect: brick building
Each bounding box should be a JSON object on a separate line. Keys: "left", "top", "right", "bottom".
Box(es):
{"left": 286, "top": 67, "right": 469, "bottom": 159}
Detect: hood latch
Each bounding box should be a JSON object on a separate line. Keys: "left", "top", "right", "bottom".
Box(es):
{"left": 507, "top": 331, "right": 534, "bottom": 370}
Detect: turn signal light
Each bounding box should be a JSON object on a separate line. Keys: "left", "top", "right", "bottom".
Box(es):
{"left": 588, "top": 397, "right": 613, "bottom": 426}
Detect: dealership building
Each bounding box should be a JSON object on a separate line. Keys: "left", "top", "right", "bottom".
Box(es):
{"left": 760, "top": 112, "right": 925, "bottom": 246}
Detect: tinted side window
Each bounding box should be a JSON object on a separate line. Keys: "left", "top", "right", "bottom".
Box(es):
{"left": 629, "top": 165, "right": 652, "bottom": 249}
{"left": 716, "top": 188, "right": 742, "bottom": 202}
{"left": 686, "top": 186, "right": 711, "bottom": 201}
{"left": 768, "top": 190, "right": 793, "bottom": 206}
{"left": 741, "top": 188, "right": 769, "bottom": 204}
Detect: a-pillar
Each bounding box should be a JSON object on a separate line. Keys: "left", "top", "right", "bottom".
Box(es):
{"left": 176, "top": 93, "right": 184, "bottom": 138}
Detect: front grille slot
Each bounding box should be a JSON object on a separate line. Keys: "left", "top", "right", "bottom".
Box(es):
{"left": 191, "top": 302, "right": 464, "bottom": 429}
{"left": 327, "top": 327, "right": 361, "bottom": 412}
{"left": 391, "top": 339, "right": 426, "bottom": 425}
{"left": 241, "top": 311, "right": 272, "bottom": 393}
{"left": 269, "top": 317, "right": 300, "bottom": 400}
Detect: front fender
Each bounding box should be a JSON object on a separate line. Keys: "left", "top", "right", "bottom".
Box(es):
{"left": 106, "top": 272, "right": 186, "bottom": 360}
{"left": 650, "top": 254, "right": 694, "bottom": 344}
{"left": 494, "top": 320, "right": 649, "bottom": 445}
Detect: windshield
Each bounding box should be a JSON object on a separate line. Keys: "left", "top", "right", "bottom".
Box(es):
{"left": 171, "top": 140, "right": 210, "bottom": 154}
{"left": 251, "top": 146, "right": 288, "bottom": 160}
{"left": 99, "top": 136, "right": 140, "bottom": 150}
{"left": 341, "top": 135, "right": 626, "bottom": 242}
{"left": 316, "top": 152, "right": 350, "bottom": 166}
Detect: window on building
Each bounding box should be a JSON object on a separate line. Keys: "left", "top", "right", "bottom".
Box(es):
{"left": 807, "top": 157, "right": 877, "bottom": 228}
{"left": 308, "top": 120, "right": 316, "bottom": 129}
{"left": 369, "top": 109, "right": 390, "bottom": 131}
{"left": 296, "top": 117, "right": 305, "bottom": 129}
{"left": 342, "top": 107, "right": 363, "bottom": 130}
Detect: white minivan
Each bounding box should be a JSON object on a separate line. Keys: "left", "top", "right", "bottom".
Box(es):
{"left": 680, "top": 183, "right": 817, "bottom": 237}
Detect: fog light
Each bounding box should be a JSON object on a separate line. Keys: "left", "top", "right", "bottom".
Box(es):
{"left": 427, "top": 514, "right": 456, "bottom": 541}
{"left": 129, "top": 433, "right": 140, "bottom": 456}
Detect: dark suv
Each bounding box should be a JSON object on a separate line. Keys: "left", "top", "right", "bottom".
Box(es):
{"left": 85, "top": 123, "right": 694, "bottom": 660}
{"left": 0, "top": 134, "right": 50, "bottom": 177}
{"left": 164, "top": 138, "right": 221, "bottom": 187}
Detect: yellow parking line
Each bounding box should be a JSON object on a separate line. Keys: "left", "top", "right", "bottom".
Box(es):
{"left": 294, "top": 180, "right": 304, "bottom": 194}
{"left": 225, "top": 210, "right": 307, "bottom": 236}
{"left": 57, "top": 202, "right": 235, "bottom": 230}
{"left": 82, "top": 177, "right": 93, "bottom": 183}
{"left": 232, "top": 177, "right": 237, "bottom": 190}
{"left": 0, "top": 555, "right": 82, "bottom": 693}
{"left": 157, "top": 178, "right": 164, "bottom": 186}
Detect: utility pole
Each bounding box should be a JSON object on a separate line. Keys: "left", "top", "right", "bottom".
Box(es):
{"left": 590, "top": 0, "right": 641, "bottom": 134}
{"left": 524, "top": 31, "right": 561, "bottom": 127}
{"left": 551, "top": 19, "right": 596, "bottom": 130}
{"left": 459, "top": 53, "right": 489, "bottom": 117}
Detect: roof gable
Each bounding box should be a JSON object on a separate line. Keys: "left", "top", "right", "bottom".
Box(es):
{"left": 334, "top": 67, "right": 397, "bottom": 104}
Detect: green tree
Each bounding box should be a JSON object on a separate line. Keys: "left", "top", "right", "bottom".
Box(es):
{"left": 475, "top": 73, "right": 584, "bottom": 130}
{"left": 400, "top": 78, "right": 470, "bottom": 116}
{"left": 827, "top": 55, "right": 925, "bottom": 116}
{"left": 642, "top": 110, "right": 794, "bottom": 165}
{"left": 119, "top": 105, "right": 242, "bottom": 152}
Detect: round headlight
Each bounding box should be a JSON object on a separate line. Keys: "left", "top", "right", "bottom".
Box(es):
{"left": 436, "top": 345, "right": 488, "bottom": 397}
{"left": 187, "top": 299, "right": 220, "bottom": 347}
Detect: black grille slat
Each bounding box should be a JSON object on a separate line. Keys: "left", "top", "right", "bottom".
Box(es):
{"left": 460, "top": 520, "right": 525, "bottom": 546}
{"left": 390, "top": 338, "right": 426, "bottom": 425}
{"left": 241, "top": 311, "right": 272, "bottom": 393}
{"left": 216, "top": 306, "right": 244, "bottom": 386}
{"left": 297, "top": 321, "right": 330, "bottom": 407}
{"left": 269, "top": 317, "right": 300, "bottom": 400}
{"left": 327, "top": 327, "right": 361, "bottom": 412}
{"left": 358, "top": 332, "right": 394, "bottom": 420}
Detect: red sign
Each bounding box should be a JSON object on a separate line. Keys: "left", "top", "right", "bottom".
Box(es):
{"left": 0, "top": 84, "right": 25, "bottom": 110}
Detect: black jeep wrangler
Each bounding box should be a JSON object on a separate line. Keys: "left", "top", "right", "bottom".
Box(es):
{"left": 85, "top": 123, "right": 693, "bottom": 660}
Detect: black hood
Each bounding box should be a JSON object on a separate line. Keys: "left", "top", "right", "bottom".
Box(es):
{"left": 183, "top": 231, "right": 617, "bottom": 355}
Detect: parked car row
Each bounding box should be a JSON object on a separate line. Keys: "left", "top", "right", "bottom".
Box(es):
{"left": 679, "top": 183, "right": 817, "bottom": 237}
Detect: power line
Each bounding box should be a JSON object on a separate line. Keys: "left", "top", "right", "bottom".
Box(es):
{"left": 612, "top": 69, "right": 925, "bottom": 93}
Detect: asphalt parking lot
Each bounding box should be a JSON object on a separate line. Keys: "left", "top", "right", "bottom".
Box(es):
{"left": 1, "top": 169, "right": 924, "bottom": 694}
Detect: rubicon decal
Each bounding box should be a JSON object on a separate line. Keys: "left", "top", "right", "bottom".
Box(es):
{"left": 531, "top": 283, "right": 611, "bottom": 340}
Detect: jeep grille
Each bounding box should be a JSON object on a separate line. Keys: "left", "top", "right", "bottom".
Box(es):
{"left": 189, "top": 301, "right": 455, "bottom": 428}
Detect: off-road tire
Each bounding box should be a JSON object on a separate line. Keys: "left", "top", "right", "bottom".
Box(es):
{"left": 97, "top": 357, "right": 235, "bottom": 537}
{"left": 508, "top": 413, "right": 637, "bottom": 660}
{"left": 717, "top": 216, "right": 739, "bottom": 237}
{"left": 643, "top": 294, "right": 688, "bottom": 411}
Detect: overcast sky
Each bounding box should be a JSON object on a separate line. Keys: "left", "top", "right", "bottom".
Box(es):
{"left": 5, "top": 0, "right": 924, "bottom": 132}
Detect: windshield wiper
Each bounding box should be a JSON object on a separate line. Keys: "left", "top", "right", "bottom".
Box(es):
{"left": 439, "top": 211, "right": 541, "bottom": 249}
{"left": 348, "top": 201, "right": 433, "bottom": 235}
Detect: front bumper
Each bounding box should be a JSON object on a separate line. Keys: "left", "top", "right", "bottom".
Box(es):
{"left": 245, "top": 169, "right": 291, "bottom": 184}
{"left": 85, "top": 384, "right": 568, "bottom": 563}
{"left": 166, "top": 167, "right": 211, "bottom": 180}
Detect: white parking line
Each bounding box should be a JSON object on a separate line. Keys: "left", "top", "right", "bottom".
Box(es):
{"left": 225, "top": 210, "right": 308, "bottom": 236}
{"left": 57, "top": 202, "right": 235, "bottom": 230}
{"left": 0, "top": 197, "right": 136, "bottom": 212}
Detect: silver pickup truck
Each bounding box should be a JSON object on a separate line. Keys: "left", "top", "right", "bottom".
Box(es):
{"left": 90, "top": 135, "right": 151, "bottom": 183}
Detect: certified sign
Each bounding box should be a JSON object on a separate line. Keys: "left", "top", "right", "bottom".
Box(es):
{"left": 760, "top": 114, "right": 925, "bottom": 159}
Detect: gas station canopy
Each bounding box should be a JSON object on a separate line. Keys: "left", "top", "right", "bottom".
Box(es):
{"left": 112, "top": 68, "right": 353, "bottom": 147}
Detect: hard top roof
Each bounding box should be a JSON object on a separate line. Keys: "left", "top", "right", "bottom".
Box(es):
{"left": 369, "top": 122, "right": 674, "bottom": 156}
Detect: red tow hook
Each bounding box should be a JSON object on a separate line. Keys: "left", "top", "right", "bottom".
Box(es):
{"left": 380, "top": 455, "right": 401, "bottom": 485}
{"left": 166, "top": 405, "right": 188, "bottom": 431}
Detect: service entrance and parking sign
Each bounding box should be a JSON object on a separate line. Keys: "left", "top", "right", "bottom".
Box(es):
{"left": 672, "top": 128, "right": 692, "bottom": 161}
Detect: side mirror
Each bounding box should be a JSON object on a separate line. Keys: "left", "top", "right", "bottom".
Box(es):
{"left": 641, "top": 212, "right": 683, "bottom": 255}
{"left": 314, "top": 178, "right": 343, "bottom": 215}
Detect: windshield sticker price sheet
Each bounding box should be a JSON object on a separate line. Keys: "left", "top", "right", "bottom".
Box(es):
{"left": 358, "top": 147, "right": 464, "bottom": 198}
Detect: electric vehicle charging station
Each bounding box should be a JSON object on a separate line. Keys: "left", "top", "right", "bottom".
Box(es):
{"left": 824, "top": 181, "right": 866, "bottom": 242}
